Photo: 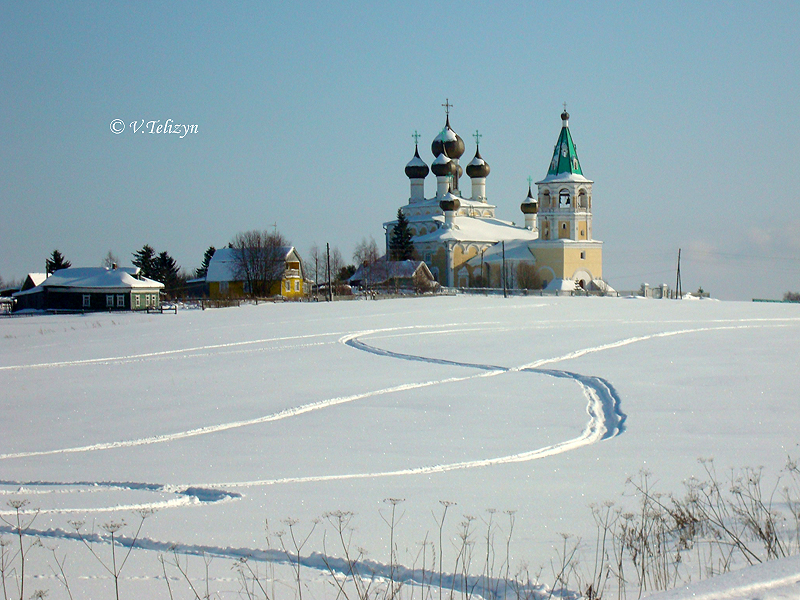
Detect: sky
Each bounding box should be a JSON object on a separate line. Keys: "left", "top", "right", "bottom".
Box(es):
{"left": 1, "top": 1, "right": 798, "bottom": 300}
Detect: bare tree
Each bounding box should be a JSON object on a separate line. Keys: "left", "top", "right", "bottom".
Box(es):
{"left": 353, "top": 237, "right": 380, "bottom": 267}
{"left": 516, "top": 263, "right": 542, "bottom": 290}
{"left": 330, "top": 247, "right": 344, "bottom": 282}
{"left": 230, "top": 230, "right": 289, "bottom": 297}
{"left": 101, "top": 250, "right": 121, "bottom": 268}
{"left": 308, "top": 244, "right": 323, "bottom": 289}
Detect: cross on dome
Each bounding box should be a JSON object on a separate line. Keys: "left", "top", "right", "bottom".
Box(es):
{"left": 442, "top": 98, "right": 453, "bottom": 116}
{"left": 473, "top": 130, "right": 482, "bottom": 146}
{"left": 412, "top": 130, "right": 421, "bottom": 144}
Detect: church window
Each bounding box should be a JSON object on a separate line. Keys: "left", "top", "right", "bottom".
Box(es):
{"left": 580, "top": 251, "right": 586, "bottom": 259}
{"left": 559, "top": 190, "right": 570, "bottom": 207}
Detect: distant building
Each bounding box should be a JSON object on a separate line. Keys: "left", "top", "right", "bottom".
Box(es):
{"left": 387, "top": 106, "right": 609, "bottom": 292}
{"left": 20, "top": 273, "right": 47, "bottom": 292}
{"left": 348, "top": 260, "right": 436, "bottom": 291}
{"left": 205, "top": 247, "right": 307, "bottom": 300}
{"left": 12, "top": 266, "right": 163, "bottom": 312}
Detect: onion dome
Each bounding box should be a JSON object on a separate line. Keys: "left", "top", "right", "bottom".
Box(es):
{"left": 466, "top": 147, "right": 490, "bottom": 178}
{"left": 561, "top": 109, "right": 569, "bottom": 123}
{"left": 431, "top": 151, "right": 457, "bottom": 178}
{"left": 431, "top": 115, "right": 465, "bottom": 159}
{"left": 439, "top": 191, "right": 461, "bottom": 213}
{"left": 520, "top": 183, "right": 538, "bottom": 214}
{"left": 405, "top": 145, "right": 429, "bottom": 179}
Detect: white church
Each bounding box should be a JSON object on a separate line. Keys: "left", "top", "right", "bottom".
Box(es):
{"left": 385, "top": 105, "right": 610, "bottom": 292}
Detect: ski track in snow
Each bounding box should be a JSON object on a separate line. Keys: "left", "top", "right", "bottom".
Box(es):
{"left": 0, "top": 525, "right": 550, "bottom": 600}
{"left": 3, "top": 316, "right": 796, "bottom": 593}
{"left": 1, "top": 319, "right": 788, "bottom": 515}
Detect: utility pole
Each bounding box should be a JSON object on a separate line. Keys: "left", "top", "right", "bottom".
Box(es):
{"left": 326, "top": 243, "right": 332, "bottom": 302}
{"left": 675, "top": 248, "right": 682, "bottom": 299}
{"left": 502, "top": 241, "right": 507, "bottom": 298}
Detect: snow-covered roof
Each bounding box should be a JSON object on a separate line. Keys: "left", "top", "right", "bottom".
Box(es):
{"left": 206, "top": 246, "right": 297, "bottom": 283}
{"left": 349, "top": 260, "right": 432, "bottom": 285}
{"left": 536, "top": 171, "right": 593, "bottom": 184}
{"left": 25, "top": 273, "right": 47, "bottom": 287}
{"left": 406, "top": 153, "right": 427, "bottom": 168}
{"left": 414, "top": 215, "right": 538, "bottom": 244}
{"left": 434, "top": 126, "right": 458, "bottom": 143}
{"left": 465, "top": 239, "right": 536, "bottom": 265}
{"left": 13, "top": 267, "right": 162, "bottom": 296}
{"left": 545, "top": 278, "right": 577, "bottom": 292}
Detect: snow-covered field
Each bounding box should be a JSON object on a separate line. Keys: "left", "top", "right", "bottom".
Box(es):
{"left": 1, "top": 295, "right": 799, "bottom": 599}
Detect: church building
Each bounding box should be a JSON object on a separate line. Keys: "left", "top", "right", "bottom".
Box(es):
{"left": 385, "top": 105, "right": 609, "bottom": 292}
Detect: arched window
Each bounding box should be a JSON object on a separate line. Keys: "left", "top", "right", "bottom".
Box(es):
{"left": 578, "top": 190, "right": 587, "bottom": 209}
{"left": 541, "top": 190, "right": 550, "bottom": 208}
{"left": 559, "top": 189, "right": 570, "bottom": 207}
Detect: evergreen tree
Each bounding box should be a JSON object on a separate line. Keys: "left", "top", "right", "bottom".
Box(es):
{"left": 195, "top": 246, "right": 216, "bottom": 279}
{"left": 389, "top": 209, "right": 415, "bottom": 261}
{"left": 46, "top": 249, "right": 72, "bottom": 274}
{"left": 337, "top": 264, "right": 356, "bottom": 282}
{"left": 132, "top": 245, "right": 157, "bottom": 279}
{"left": 155, "top": 251, "right": 180, "bottom": 286}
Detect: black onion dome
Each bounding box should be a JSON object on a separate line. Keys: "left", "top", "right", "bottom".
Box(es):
{"left": 439, "top": 192, "right": 461, "bottom": 213}
{"left": 561, "top": 109, "right": 570, "bottom": 121}
{"left": 521, "top": 184, "right": 538, "bottom": 214}
{"left": 431, "top": 115, "right": 465, "bottom": 159}
{"left": 431, "top": 152, "right": 457, "bottom": 178}
{"left": 405, "top": 145, "right": 429, "bottom": 179}
{"left": 466, "top": 147, "right": 491, "bottom": 178}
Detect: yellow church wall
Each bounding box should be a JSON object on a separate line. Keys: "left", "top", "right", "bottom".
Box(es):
{"left": 530, "top": 244, "right": 603, "bottom": 283}
{"left": 561, "top": 247, "right": 602, "bottom": 280}
{"left": 428, "top": 247, "right": 448, "bottom": 284}
{"left": 577, "top": 221, "right": 587, "bottom": 240}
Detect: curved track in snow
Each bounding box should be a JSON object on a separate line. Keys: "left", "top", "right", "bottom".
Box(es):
{"left": 9, "top": 320, "right": 787, "bottom": 512}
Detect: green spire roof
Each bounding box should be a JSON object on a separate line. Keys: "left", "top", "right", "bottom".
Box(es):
{"left": 547, "top": 119, "right": 582, "bottom": 177}
{"left": 536, "top": 110, "right": 592, "bottom": 185}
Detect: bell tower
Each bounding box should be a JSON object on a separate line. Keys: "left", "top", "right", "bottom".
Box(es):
{"left": 536, "top": 107, "right": 593, "bottom": 242}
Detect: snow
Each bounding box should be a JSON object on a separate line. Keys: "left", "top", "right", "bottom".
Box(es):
{"left": 647, "top": 554, "right": 800, "bottom": 599}
{"left": 415, "top": 215, "right": 538, "bottom": 243}
{"left": 432, "top": 152, "right": 452, "bottom": 165}
{"left": 536, "top": 171, "right": 593, "bottom": 184}
{"left": 13, "top": 266, "right": 162, "bottom": 296}
{"left": 406, "top": 154, "right": 428, "bottom": 168}
{"left": 1, "top": 296, "right": 799, "bottom": 598}
{"left": 434, "top": 127, "right": 458, "bottom": 143}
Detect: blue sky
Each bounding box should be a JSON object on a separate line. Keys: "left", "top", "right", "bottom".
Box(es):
{"left": 1, "top": 1, "right": 798, "bottom": 300}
